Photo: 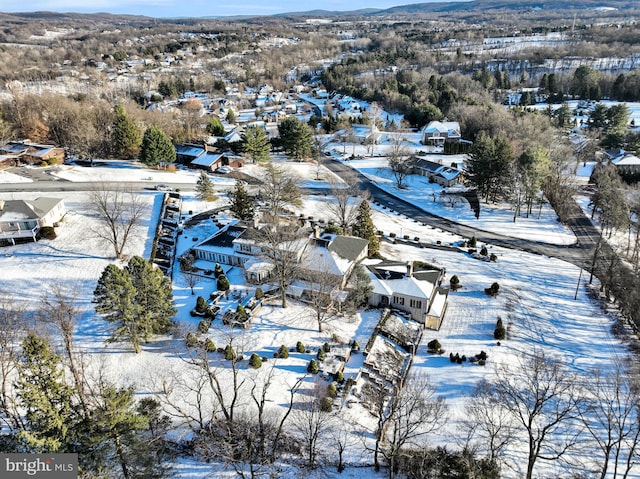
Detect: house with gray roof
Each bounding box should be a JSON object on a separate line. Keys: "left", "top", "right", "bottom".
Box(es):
{"left": 0, "top": 197, "right": 65, "bottom": 244}
{"left": 190, "top": 221, "right": 368, "bottom": 290}
{"left": 412, "top": 157, "right": 463, "bottom": 187}
{"left": 366, "top": 260, "right": 448, "bottom": 329}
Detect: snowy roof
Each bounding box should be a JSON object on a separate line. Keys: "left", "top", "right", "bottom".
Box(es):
{"left": 367, "top": 262, "right": 440, "bottom": 300}
{"left": 613, "top": 154, "right": 640, "bottom": 167}
{"left": 422, "top": 121, "right": 461, "bottom": 137}
{"left": 428, "top": 287, "right": 449, "bottom": 319}
{"left": 364, "top": 335, "right": 411, "bottom": 383}
{"left": 175, "top": 144, "right": 205, "bottom": 159}
{"left": 194, "top": 223, "right": 247, "bottom": 250}
{"left": 0, "top": 197, "right": 64, "bottom": 222}
{"left": 190, "top": 152, "right": 224, "bottom": 168}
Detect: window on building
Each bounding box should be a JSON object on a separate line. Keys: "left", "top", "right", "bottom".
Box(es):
{"left": 410, "top": 299, "right": 422, "bottom": 309}
{"left": 393, "top": 296, "right": 405, "bottom": 305}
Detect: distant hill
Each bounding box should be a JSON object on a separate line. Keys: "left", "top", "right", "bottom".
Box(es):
{"left": 277, "top": 0, "right": 635, "bottom": 18}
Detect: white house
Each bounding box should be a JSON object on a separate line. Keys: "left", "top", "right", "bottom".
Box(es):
{"left": 0, "top": 198, "right": 65, "bottom": 244}
{"left": 366, "top": 260, "right": 448, "bottom": 329}
{"left": 191, "top": 221, "right": 368, "bottom": 289}
{"left": 421, "top": 120, "right": 462, "bottom": 146}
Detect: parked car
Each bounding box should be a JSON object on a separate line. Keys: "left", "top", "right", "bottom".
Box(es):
{"left": 155, "top": 184, "right": 172, "bottom": 191}
{"left": 215, "top": 165, "right": 233, "bottom": 174}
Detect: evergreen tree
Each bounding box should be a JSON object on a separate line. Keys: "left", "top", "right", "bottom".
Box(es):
{"left": 125, "top": 256, "right": 175, "bottom": 337}
{"left": 241, "top": 125, "right": 271, "bottom": 162}
{"left": 217, "top": 275, "right": 230, "bottom": 291}
{"left": 466, "top": 133, "right": 514, "bottom": 203}
{"left": 352, "top": 200, "right": 380, "bottom": 257}
{"left": 226, "top": 109, "right": 236, "bottom": 124}
{"left": 139, "top": 125, "right": 176, "bottom": 167}
{"left": 94, "top": 257, "right": 175, "bottom": 353}
{"left": 228, "top": 180, "right": 255, "bottom": 220}
{"left": 206, "top": 117, "right": 225, "bottom": 136}
{"left": 195, "top": 171, "right": 216, "bottom": 201}
{"left": 88, "top": 385, "right": 171, "bottom": 479}
{"left": 112, "top": 105, "right": 141, "bottom": 159}
{"left": 278, "top": 116, "right": 314, "bottom": 159}
{"left": 15, "top": 333, "right": 76, "bottom": 452}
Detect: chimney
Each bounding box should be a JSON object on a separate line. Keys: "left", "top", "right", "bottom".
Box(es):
{"left": 0, "top": 200, "right": 4, "bottom": 211}
{"left": 314, "top": 225, "right": 320, "bottom": 239}
{"left": 406, "top": 261, "right": 413, "bottom": 277}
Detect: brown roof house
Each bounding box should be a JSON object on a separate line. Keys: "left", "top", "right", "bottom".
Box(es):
{"left": 0, "top": 197, "right": 65, "bottom": 244}
{"left": 0, "top": 141, "right": 65, "bottom": 165}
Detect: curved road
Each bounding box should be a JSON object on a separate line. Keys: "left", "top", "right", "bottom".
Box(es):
{"left": 323, "top": 159, "right": 602, "bottom": 271}
{"left": 1, "top": 161, "right": 607, "bottom": 274}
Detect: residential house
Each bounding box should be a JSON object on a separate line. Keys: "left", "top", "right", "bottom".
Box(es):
{"left": 603, "top": 149, "right": 640, "bottom": 176}
{"left": 190, "top": 152, "right": 226, "bottom": 172}
{"left": 366, "top": 260, "right": 448, "bottom": 329}
{"left": 191, "top": 221, "right": 367, "bottom": 290}
{"left": 175, "top": 143, "right": 206, "bottom": 165}
{"left": 0, "top": 197, "right": 65, "bottom": 244}
{"left": 412, "top": 157, "right": 463, "bottom": 187}
{"left": 421, "top": 121, "right": 462, "bottom": 146}
{"left": 0, "top": 141, "right": 64, "bottom": 165}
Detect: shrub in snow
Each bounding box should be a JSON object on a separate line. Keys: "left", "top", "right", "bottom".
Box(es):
{"left": 186, "top": 332, "right": 198, "bottom": 348}
{"left": 427, "top": 339, "right": 441, "bottom": 352}
{"left": 334, "top": 371, "right": 345, "bottom": 383}
{"left": 204, "top": 338, "right": 216, "bottom": 353}
{"left": 254, "top": 287, "right": 264, "bottom": 299}
{"left": 236, "top": 304, "right": 248, "bottom": 320}
{"left": 224, "top": 344, "right": 236, "bottom": 360}
{"left": 277, "top": 345, "right": 289, "bottom": 359}
{"left": 249, "top": 353, "right": 262, "bottom": 369}
{"left": 307, "top": 359, "right": 319, "bottom": 374}
{"left": 351, "top": 340, "right": 360, "bottom": 350}
{"left": 328, "top": 382, "right": 338, "bottom": 398}
{"left": 494, "top": 318, "right": 506, "bottom": 340}
{"left": 323, "top": 342, "right": 331, "bottom": 353}
{"left": 217, "top": 275, "right": 230, "bottom": 291}
{"left": 320, "top": 397, "right": 333, "bottom": 412}
{"left": 214, "top": 263, "right": 224, "bottom": 278}
{"left": 196, "top": 296, "right": 208, "bottom": 313}
{"left": 490, "top": 253, "right": 498, "bottom": 262}
{"left": 198, "top": 319, "right": 210, "bottom": 334}
{"left": 450, "top": 275, "right": 461, "bottom": 290}
{"left": 485, "top": 282, "right": 500, "bottom": 297}
{"left": 296, "top": 341, "right": 306, "bottom": 353}
{"left": 480, "top": 246, "right": 488, "bottom": 256}
{"left": 317, "top": 349, "right": 326, "bottom": 361}
{"left": 39, "top": 226, "right": 57, "bottom": 240}
{"left": 469, "top": 236, "right": 477, "bottom": 247}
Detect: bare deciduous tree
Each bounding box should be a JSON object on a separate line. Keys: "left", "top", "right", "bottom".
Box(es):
{"left": 259, "top": 162, "right": 302, "bottom": 219}
{"left": 463, "top": 379, "right": 516, "bottom": 465}
{"left": 491, "top": 349, "right": 582, "bottom": 479}
{"left": 387, "top": 135, "right": 413, "bottom": 189}
{"left": 90, "top": 184, "right": 147, "bottom": 259}
{"left": 40, "top": 287, "right": 91, "bottom": 419}
{"left": 0, "top": 295, "right": 25, "bottom": 431}
{"left": 326, "top": 173, "right": 366, "bottom": 234}
{"left": 257, "top": 221, "right": 308, "bottom": 308}
{"left": 292, "top": 383, "right": 334, "bottom": 469}
{"left": 381, "top": 375, "right": 448, "bottom": 479}
{"left": 579, "top": 366, "right": 640, "bottom": 479}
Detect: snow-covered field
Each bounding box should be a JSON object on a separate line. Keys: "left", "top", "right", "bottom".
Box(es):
{"left": 0, "top": 154, "right": 633, "bottom": 478}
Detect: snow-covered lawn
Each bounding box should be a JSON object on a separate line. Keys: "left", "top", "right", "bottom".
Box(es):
{"left": 0, "top": 156, "right": 632, "bottom": 478}
{"left": 333, "top": 155, "right": 577, "bottom": 245}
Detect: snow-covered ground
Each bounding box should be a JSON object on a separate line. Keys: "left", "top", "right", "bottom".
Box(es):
{"left": 0, "top": 153, "right": 633, "bottom": 478}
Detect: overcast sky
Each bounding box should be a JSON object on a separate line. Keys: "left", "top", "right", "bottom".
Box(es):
{"left": 0, "top": 1, "right": 466, "bottom": 18}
